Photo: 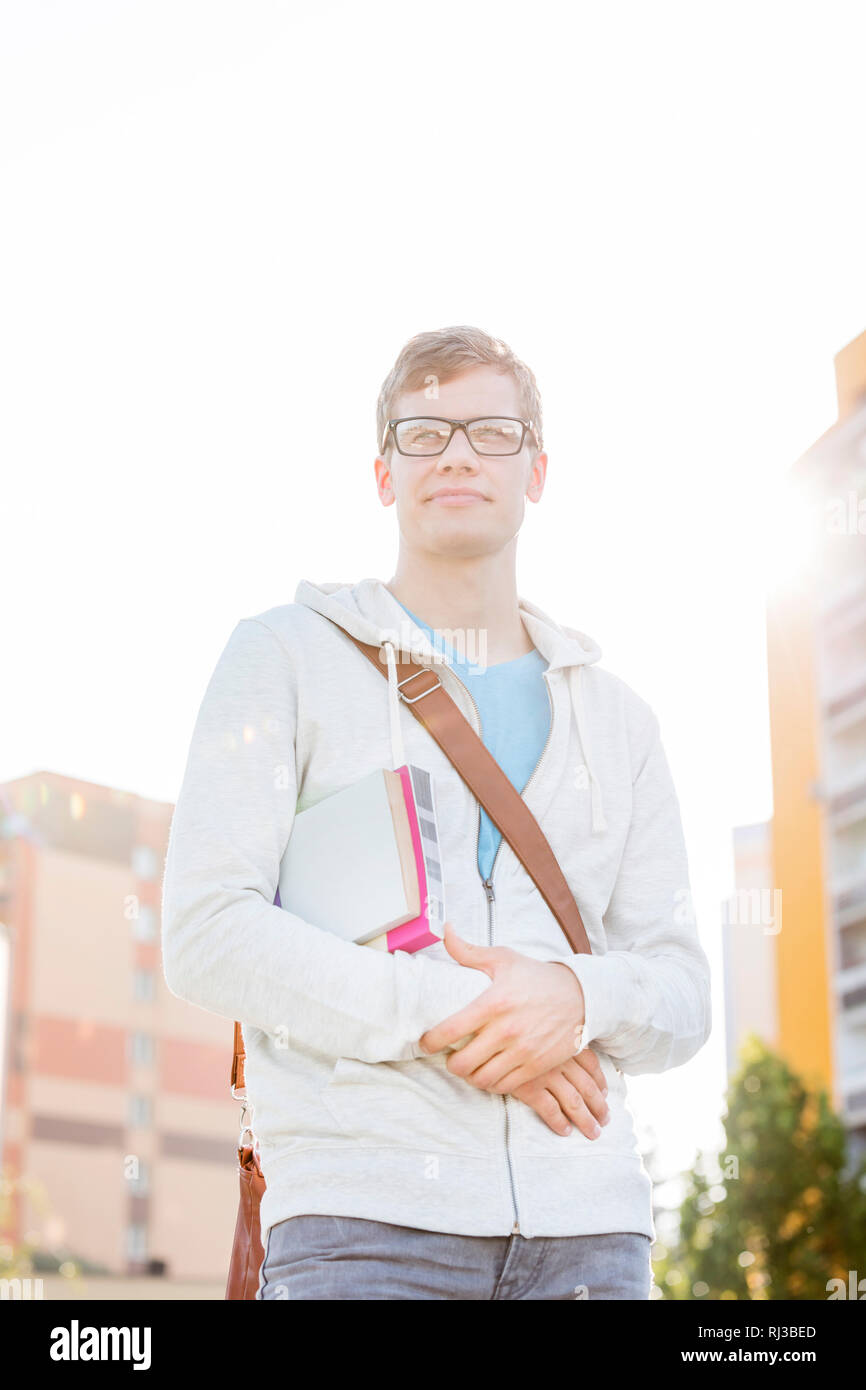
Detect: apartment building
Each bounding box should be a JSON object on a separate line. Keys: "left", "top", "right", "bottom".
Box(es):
{"left": 0, "top": 770, "right": 239, "bottom": 1280}
{"left": 763, "top": 327, "right": 866, "bottom": 1163}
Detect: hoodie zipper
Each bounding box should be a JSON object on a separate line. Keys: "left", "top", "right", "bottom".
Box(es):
{"left": 441, "top": 660, "right": 556, "bottom": 1238}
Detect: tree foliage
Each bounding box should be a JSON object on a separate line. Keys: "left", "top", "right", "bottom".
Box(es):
{"left": 653, "top": 1034, "right": 866, "bottom": 1299}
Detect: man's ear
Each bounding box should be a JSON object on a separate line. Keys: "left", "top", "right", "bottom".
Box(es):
{"left": 374, "top": 453, "right": 397, "bottom": 506}
{"left": 526, "top": 450, "right": 547, "bottom": 503}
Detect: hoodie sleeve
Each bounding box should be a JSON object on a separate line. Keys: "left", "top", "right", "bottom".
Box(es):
{"left": 555, "top": 709, "right": 711, "bottom": 1075}
{"left": 161, "top": 617, "right": 490, "bottom": 1064}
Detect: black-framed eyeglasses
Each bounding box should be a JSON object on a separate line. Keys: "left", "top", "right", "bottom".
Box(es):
{"left": 381, "top": 416, "right": 540, "bottom": 457}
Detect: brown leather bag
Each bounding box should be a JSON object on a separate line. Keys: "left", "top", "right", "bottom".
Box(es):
{"left": 225, "top": 623, "right": 593, "bottom": 1299}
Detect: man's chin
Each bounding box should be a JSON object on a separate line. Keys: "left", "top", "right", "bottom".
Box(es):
{"left": 420, "top": 526, "right": 507, "bottom": 559}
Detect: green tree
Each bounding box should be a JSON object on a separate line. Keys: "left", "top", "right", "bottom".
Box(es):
{"left": 654, "top": 1034, "right": 866, "bottom": 1299}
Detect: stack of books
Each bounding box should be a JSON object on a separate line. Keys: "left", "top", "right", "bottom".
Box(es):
{"left": 274, "top": 764, "right": 446, "bottom": 954}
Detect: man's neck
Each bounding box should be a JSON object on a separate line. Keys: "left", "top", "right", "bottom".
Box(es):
{"left": 384, "top": 548, "right": 535, "bottom": 665}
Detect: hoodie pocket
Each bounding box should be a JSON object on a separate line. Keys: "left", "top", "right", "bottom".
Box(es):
{"left": 511, "top": 1051, "right": 639, "bottom": 1159}
{"left": 321, "top": 1052, "right": 497, "bottom": 1158}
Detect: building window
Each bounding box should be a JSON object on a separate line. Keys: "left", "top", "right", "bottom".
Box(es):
{"left": 129, "top": 1094, "right": 152, "bottom": 1128}
{"left": 130, "top": 1159, "right": 150, "bottom": 1195}
{"left": 125, "top": 1223, "right": 148, "bottom": 1262}
{"left": 131, "top": 846, "right": 158, "bottom": 881}
{"left": 128, "top": 1032, "right": 154, "bottom": 1066}
{"left": 132, "top": 905, "right": 157, "bottom": 941}
{"left": 132, "top": 968, "right": 155, "bottom": 1002}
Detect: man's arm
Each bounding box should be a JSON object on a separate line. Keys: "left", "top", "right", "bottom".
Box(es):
{"left": 553, "top": 708, "right": 712, "bottom": 1075}
{"left": 161, "top": 617, "right": 490, "bottom": 1064}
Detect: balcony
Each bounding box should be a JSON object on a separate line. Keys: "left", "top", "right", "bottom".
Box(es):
{"left": 840, "top": 1067, "right": 866, "bottom": 1127}
{"left": 827, "top": 687, "right": 866, "bottom": 738}
{"left": 820, "top": 576, "right": 866, "bottom": 636}
{"left": 837, "top": 962, "right": 866, "bottom": 1028}
{"left": 822, "top": 670, "right": 866, "bottom": 724}
{"left": 824, "top": 761, "right": 866, "bottom": 831}
{"left": 830, "top": 872, "right": 866, "bottom": 928}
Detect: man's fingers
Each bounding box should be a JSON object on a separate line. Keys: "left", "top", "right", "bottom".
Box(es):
{"left": 548, "top": 1069, "right": 609, "bottom": 1137}
{"left": 573, "top": 1046, "right": 606, "bottom": 1095}
{"left": 561, "top": 1055, "right": 609, "bottom": 1125}
{"left": 418, "top": 989, "right": 497, "bottom": 1055}
{"left": 444, "top": 1022, "right": 510, "bottom": 1082}
{"left": 509, "top": 1078, "right": 597, "bottom": 1140}
{"left": 486, "top": 1054, "right": 559, "bottom": 1093}
{"left": 518, "top": 1085, "right": 574, "bottom": 1137}
{"left": 453, "top": 1049, "right": 514, "bottom": 1091}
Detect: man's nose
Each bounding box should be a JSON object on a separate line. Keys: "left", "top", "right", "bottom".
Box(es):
{"left": 435, "top": 426, "right": 479, "bottom": 470}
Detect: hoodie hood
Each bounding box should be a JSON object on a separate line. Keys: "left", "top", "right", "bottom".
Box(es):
{"left": 293, "top": 577, "right": 608, "bottom": 832}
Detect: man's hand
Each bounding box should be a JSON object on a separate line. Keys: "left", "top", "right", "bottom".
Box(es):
{"left": 417, "top": 921, "right": 586, "bottom": 1092}
{"left": 510, "top": 1051, "right": 610, "bottom": 1139}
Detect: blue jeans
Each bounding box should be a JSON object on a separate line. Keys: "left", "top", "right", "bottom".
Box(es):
{"left": 256, "top": 1214, "right": 653, "bottom": 1300}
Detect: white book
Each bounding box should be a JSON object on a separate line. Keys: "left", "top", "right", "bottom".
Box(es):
{"left": 278, "top": 767, "right": 420, "bottom": 945}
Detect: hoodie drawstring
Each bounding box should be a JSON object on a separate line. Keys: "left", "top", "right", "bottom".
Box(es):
{"left": 568, "top": 665, "right": 608, "bottom": 834}
{"left": 383, "top": 641, "right": 406, "bottom": 771}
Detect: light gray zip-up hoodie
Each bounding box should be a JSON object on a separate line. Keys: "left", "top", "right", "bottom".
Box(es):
{"left": 161, "top": 578, "right": 711, "bottom": 1245}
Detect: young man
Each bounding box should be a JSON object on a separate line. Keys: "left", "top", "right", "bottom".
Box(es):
{"left": 161, "top": 325, "right": 711, "bottom": 1301}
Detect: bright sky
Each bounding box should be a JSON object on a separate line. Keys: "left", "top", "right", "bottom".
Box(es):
{"left": 2, "top": 1, "right": 864, "bottom": 1191}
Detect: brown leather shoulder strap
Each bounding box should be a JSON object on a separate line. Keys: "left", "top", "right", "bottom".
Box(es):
{"left": 232, "top": 1021, "right": 245, "bottom": 1092}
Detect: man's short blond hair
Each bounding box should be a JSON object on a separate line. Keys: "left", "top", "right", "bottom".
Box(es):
{"left": 376, "top": 325, "right": 544, "bottom": 456}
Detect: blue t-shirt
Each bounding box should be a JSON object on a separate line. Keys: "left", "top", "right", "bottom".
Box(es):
{"left": 395, "top": 600, "right": 551, "bottom": 881}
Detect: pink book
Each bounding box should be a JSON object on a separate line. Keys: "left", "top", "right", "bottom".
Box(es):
{"left": 372, "top": 764, "right": 445, "bottom": 954}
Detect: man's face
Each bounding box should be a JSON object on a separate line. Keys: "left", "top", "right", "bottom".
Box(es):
{"left": 374, "top": 365, "right": 547, "bottom": 559}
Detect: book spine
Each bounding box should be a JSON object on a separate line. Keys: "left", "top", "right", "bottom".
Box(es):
{"left": 364, "top": 765, "right": 443, "bottom": 954}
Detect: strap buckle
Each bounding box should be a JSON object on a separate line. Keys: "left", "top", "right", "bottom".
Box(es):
{"left": 396, "top": 669, "right": 442, "bottom": 705}
{"left": 232, "top": 1083, "right": 257, "bottom": 1148}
